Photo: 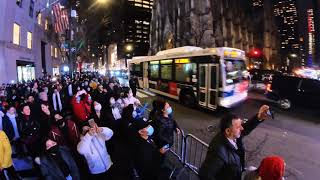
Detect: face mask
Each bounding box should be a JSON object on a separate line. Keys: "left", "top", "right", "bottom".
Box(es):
{"left": 44, "top": 88, "right": 48, "bottom": 94}
{"left": 81, "top": 83, "right": 84, "bottom": 87}
{"left": 87, "top": 87, "right": 90, "bottom": 92}
{"left": 47, "top": 145, "right": 59, "bottom": 154}
{"left": 88, "top": 96, "right": 92, "bottom": 101}
{"left": 56, "top": 119, "right": 65, "bottom": 127}
{"left": 146, "top": 125, "right": 154, "bottom": 136}
{"left": 94, "top": 104, "right": 102, "bottom": 111}
{"left": 76, "top": 96, "right": 81, "bottom": 103}
{"left": 84, "top": 81, "right": 89, "bottom": 86}
{"left": 166, "top": 107, "right": 173, "bottom": 115}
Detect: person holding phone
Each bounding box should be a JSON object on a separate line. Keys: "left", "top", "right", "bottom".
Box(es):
{"left": 70, "top": 90, "right": 92, "bottom": 123}
{"left": 199, "top": 105, "right": 270, "bottom": 180}
{"left": 77, "top": 119, "right": 114, "bottom": 179}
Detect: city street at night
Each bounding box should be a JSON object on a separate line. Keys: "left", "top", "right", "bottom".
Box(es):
{"left": 1, "top": 0, "right": 320, "bottom": 180}
{"left": 137, "top": 89, "right": 320, "bottom": 180}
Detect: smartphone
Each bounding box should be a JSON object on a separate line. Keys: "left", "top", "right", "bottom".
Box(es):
{"left": 88, "top": 119, "right": 96, "bottom": 127}
{"left": 163, "top": 144, "right": 170, "bottom": 149}
{"left": 267, "top": 110, "right": 274, "bottom": 120}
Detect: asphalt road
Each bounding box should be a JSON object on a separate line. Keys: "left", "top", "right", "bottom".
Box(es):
{"left": 137, "top": 89, "right": 320, "bottom": 180}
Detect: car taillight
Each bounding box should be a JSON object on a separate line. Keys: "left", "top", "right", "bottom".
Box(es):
{"left": 266, "top": 83, "right": 272, "bottom": 92}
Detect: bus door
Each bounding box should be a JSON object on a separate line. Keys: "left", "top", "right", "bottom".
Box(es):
{"left": 198, "top": 64, "right": 219, "bottom": 109}
{"left": 143, "top": 62, "right": 149, "bottom": 89}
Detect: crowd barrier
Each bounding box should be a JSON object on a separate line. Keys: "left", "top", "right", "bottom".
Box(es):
{"left": 170, "top": 129, "right": 209, "bottom": 176}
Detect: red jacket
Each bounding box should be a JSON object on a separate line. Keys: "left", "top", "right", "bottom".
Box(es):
{"left": 71, "top": 94, "right": 92, "bottom": 123}
{"left": 48, "top": 119, "right": 80, "bottom": 150}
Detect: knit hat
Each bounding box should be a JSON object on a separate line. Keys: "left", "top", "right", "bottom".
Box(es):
{"left": 133, "top": 118, "right": 149, "bottom": 131}
{"left": 258, "top": 156, "right": 285, "bottom": 180}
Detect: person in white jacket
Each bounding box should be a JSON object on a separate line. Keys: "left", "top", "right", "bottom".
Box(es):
{"left": 77, "top": 120, "right": 114, "bottom": 178}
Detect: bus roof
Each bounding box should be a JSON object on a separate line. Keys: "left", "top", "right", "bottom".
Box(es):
{"left": 130, "top": 46, "right": 246, "bottom": 64}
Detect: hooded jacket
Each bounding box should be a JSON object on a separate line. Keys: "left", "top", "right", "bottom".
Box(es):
{"left": 77, "top": 127, "right": 113, "bottom": 174}
{"left": 0, "top": 131, "right": 13, "bottom": 169}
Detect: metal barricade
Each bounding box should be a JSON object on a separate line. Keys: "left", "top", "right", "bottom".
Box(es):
{"left": 183, "top": 134, "right": 209, "bottom": 175}
{"left": 170, "top": 129, "right": 185, "bottom": 161}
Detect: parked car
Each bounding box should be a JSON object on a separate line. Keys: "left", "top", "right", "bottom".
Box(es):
{"left": 266, "top": 75, "right": 320, "bottom": 109}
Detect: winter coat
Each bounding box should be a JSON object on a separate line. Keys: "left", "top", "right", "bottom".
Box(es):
{"left": 70, "top": 94, "right": 92, "bottom": 123}
{"left": 153, "top": 115, "right": 179, "bottom": 148}
{"left": 2, "top": 114, "right": 20, "bottom": 141}
{"left": 48, "top": 120, "right": 80, "bottom": 150}
{"left": 40, "top": 146, "right": 80, "bottom": 180}
{"left": 132, "top": 136, "right": 161, "bottom": 180}
{"left": 77, "top": 127, "right": 114, "bottom": 174}
{"left": 0, "top": 131, "right": 13, "bottom": 169}
{"left": 199, "top": 115, "right": 262, "bottom": 180}
{"left": 18, "top": 115, "right": 40, "bottom": 145}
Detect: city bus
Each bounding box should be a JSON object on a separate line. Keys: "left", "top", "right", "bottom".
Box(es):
{"left": 129, "top": 46, "right": 250, "bottom": 110}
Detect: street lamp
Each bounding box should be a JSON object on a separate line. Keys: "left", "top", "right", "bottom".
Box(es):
{"left": 125, "top": 44, "right": 133, "bottom": 52}
{"left": 290, "top": 53, "right": 297, "bottom": 58}
{"left": 97, "top": 0, "right": 108, "bottom": 4}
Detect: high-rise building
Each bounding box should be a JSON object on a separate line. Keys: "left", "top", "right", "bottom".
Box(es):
{"left": 0, "top": 0, "right": 62, "bottom": 83}
{"left": 122, "top": 0, "right": 153, "bottom": 58}
{"left": 313, "top": 0, "right": 320, "bottom": 66}
{"left": 252, "top": 0, "right": 263, "bottom": 7}
{"left": 273, "top": 0, "right": 299, "bottom": 61}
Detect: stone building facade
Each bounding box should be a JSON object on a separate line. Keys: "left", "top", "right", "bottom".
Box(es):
{"left": 150, "top": 0, "right": 279, "bottom": 68}
{"left": 0, "top": 0, "right": 62, "bottom": 83}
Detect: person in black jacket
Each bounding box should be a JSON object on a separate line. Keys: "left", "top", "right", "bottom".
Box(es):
{"left": 199, "top": 105, "right": 270, "bottom": 180}
{"left": 2, "top": 106, "right": 24, "bottom": 157}
{"left": 131, "top": 119, "right": 166, "bottom": 180}
{"left": 18, "top": 104, "right": 41, "bottom": 159}
{"left": 153, "top": 100, "right": 180, "bottom": 149}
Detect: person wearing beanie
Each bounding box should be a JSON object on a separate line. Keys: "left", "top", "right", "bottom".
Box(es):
{"left": 131, "top": 118, "right": 165, "bottom": 180}
{"left": 244, "top": 156, "right": 285, "bottom": 180}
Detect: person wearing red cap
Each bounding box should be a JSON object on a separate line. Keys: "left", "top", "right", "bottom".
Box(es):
{"left": 244, "top": 156, "right": 285, "bottom": 180}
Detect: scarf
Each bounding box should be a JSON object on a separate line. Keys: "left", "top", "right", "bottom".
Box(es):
{"left": 6, "top": 112, "right": 20, "bottom": 139}
{"left": 53, "top": 91, "right": 62, "bottom": 112}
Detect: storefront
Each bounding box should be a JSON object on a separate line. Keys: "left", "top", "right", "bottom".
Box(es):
{"left": 16, "top": 60, "right": 35, "bottom": 83}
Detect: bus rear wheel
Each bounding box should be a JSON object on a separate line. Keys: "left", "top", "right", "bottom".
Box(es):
{"left": 180, "top": 93, "right": 196, "bottom": 107}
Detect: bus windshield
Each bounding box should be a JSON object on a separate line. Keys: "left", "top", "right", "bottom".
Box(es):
{"left": 224, "top": 59, "right": 248, "bottom": 85}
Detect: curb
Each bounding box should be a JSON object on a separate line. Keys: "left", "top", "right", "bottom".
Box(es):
{"left": 137, "top": 88, "right": 156, "bottom": 97}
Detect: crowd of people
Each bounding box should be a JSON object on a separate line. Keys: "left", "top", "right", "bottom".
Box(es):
{"left": 0, "top": 73, "right": 287, "bottom": 180}
{"left": 0, "top": 73, "right": 180, "bottom": 180}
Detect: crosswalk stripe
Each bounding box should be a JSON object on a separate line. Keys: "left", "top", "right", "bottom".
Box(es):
{"left": 136, "top": 91, "right": 148, "bottom": 98}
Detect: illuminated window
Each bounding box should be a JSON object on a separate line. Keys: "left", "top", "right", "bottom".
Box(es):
{"left": 135, "top": 3, "right": 142, "bottom": 7}
{"left": 54, "top": 48, "right": 58, "bottom": 58}
{"left": 27, "top": 32, "right": 32, "bottom": 49}
{"left": 13, "top": 23, "right": 20, "bottom": 45}
{"left": 45, "top": 19, "right": 49, "bottom": 30}
{"left": 51, "top": 45, "right": 54, "bottom": 57}
{"left": 38, "top": 13, "right": 42, "bottom": 25}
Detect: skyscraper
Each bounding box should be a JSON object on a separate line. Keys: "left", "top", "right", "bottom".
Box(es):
{"left": 252, "top": 0, "right": 263, "bottom": 7}
{"left": 273, "top": 0, "right": 299, "bottom": 62}
{"left": 122, "top": 0, "right": 153, "bottom": 58}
